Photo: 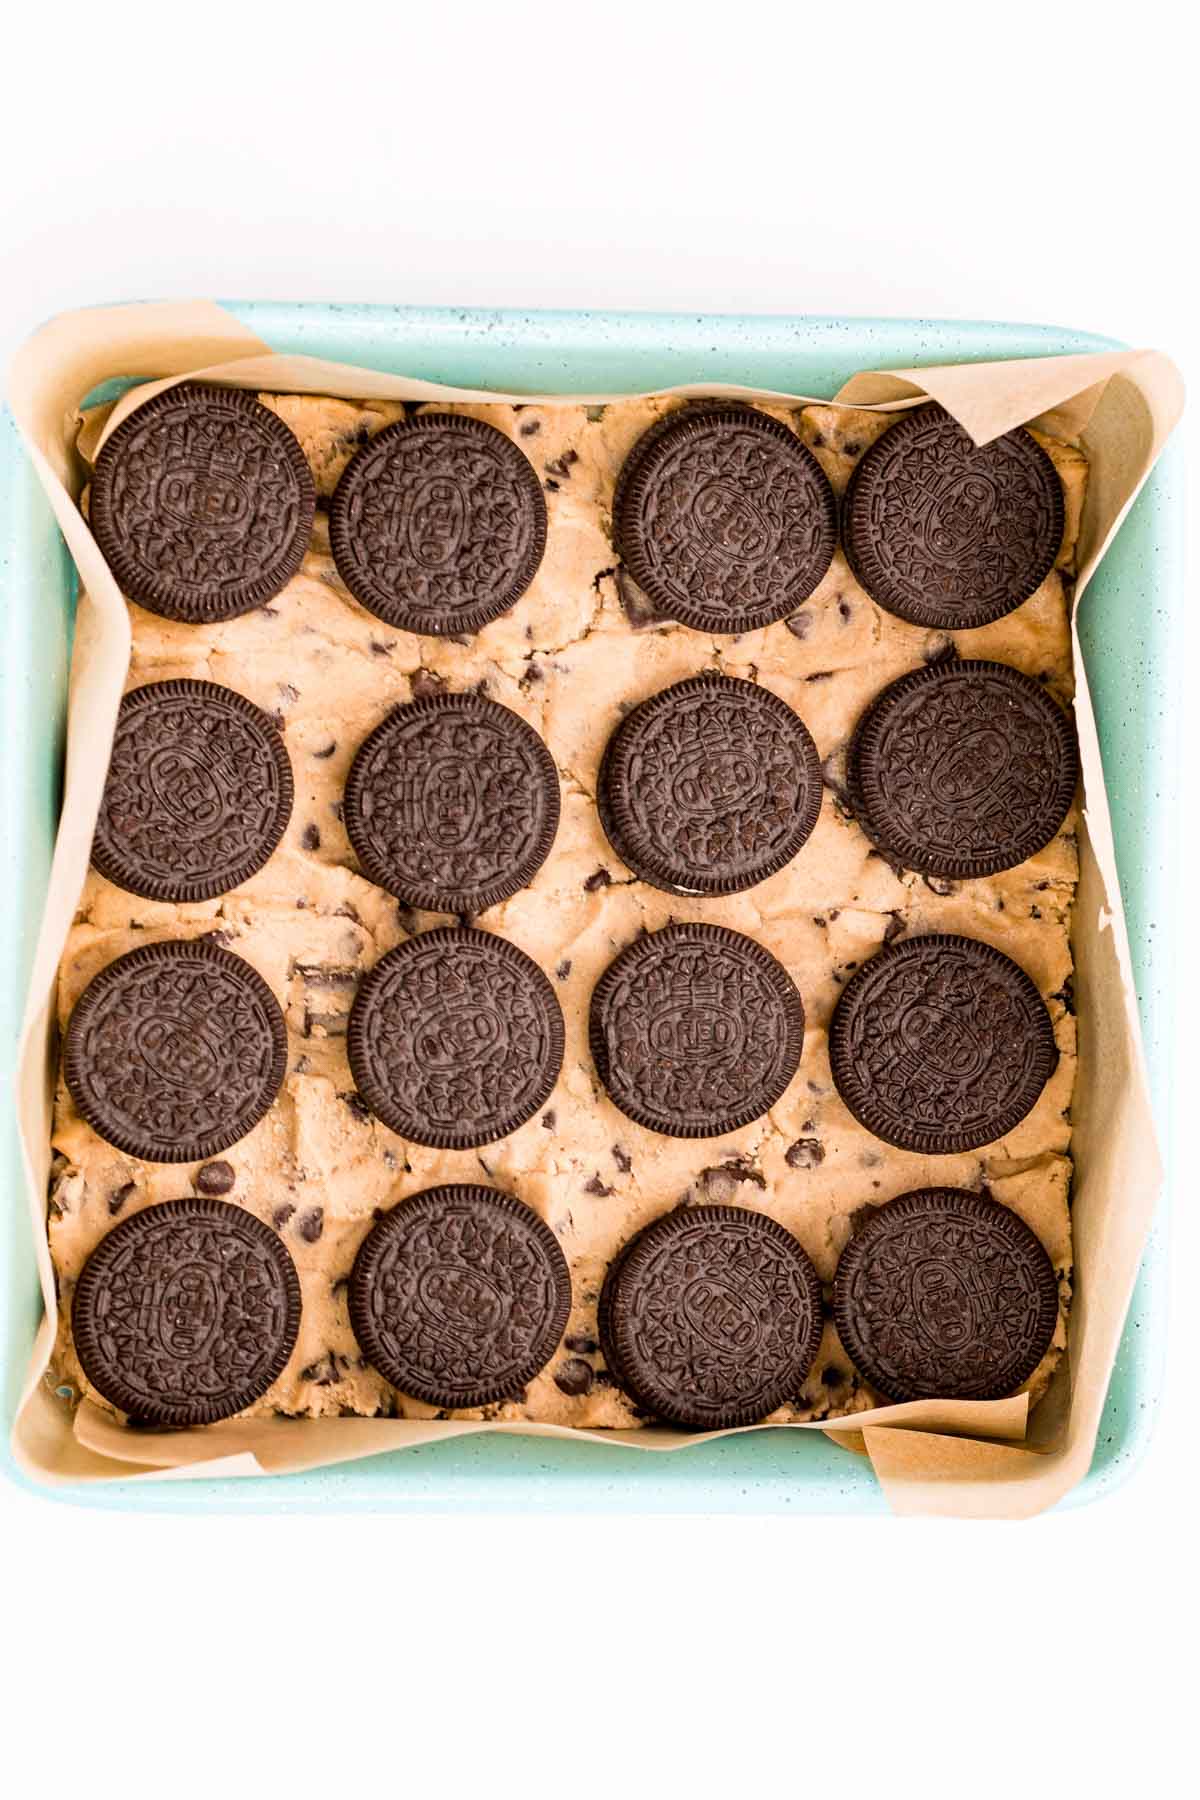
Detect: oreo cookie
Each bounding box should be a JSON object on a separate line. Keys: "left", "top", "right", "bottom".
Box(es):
{"left": 89, "top": 382, "right": 315, "bottom": 622}
{"left": 347, "top": 928, "right": 563, "bottom": 1148}
{"left": 329, "top": 413, "right": 547, "bottom": 636}
{"left": 834, "top": 1188, "right": 1059, "bottom": 1401}
{"left": 344, "top": 693, "right": 559, "bottom": 912}
{"left": 614, "top": 406, "right": 837, "bottom": 633}
{"left": 828, "top": 935, "right": 1057, "bottom": 1155}
{"left": 72, "top": 1197, "right": 302, "bottom": 1425}
{"left": 849, "top": 660, "right": 1078, "bottom": 879}
{"left": 349, "top": 1185, "right": 571, "bottom": 1407}
{"left": 64, "top": 939, "right": 288, "bottom": 1163}
{"left": 842, "top": 404, "right": 1063, "bottom": 628}
{"left": 599, "top": 1205, "right": 823, "bottom": 1428}
{"left": 590, "top": 924, "right": 804, "bottom": 1138}
{"left": 92, "top": 679, "right": 294, "bottom": 902}
{"left": 598, "top": 674, "right": 822, "bottom": 894}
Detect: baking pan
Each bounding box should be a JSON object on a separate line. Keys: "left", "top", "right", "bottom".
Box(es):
{"left": 0, "top": 304, "right": 1179, "bottom": 1512}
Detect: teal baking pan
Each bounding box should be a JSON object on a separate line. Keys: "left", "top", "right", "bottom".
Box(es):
{"left": 0, "top": 305, "right": 1179, "bottom": 1512}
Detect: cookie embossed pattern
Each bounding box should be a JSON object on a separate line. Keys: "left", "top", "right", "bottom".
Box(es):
{"left": 614, "top": 405, "right": 837, "bottom": 631}
{"left": 829, "top": 935, "right": 1058, "bottom": 1156}
{"left": 91, "top": 679, "right": 294, "bottom": 903}
{"left": 330, "top": 412, "right": 548, "bottom": 636}
{"left": 344, "top": 692, "right": 560, "bottom": 912}
{"left": 89, "top": 381, "right": 315, "bottom": 621}
{"left": 349, "top": 1186, "right": 572, "bottom": 1409}
{"left": 842, "top": 404, "right": 1064, "bottom": 628}
{"left": 589, "top": 923, "right": 805, "bottom": 1138}
{"left": 63, "top": 939, "right": 288, "bottom": 1164}
{"left": 849, "top": 661, "right": 1078, "bottom": 879}
{"left": 598, "top": 674, "right": 822, "bottom": 895}
{"left": 71, "top": 1197, "right": 302, "bottom": 1427}
{"left": 348, "top": 928, "right": 564, "bottom": 1149}
{"left": 600, "top": 1206, "right": 825, "bottom": 1429}
{"left": 833, "top": 1190, "right": 1060, "bottom": 1404}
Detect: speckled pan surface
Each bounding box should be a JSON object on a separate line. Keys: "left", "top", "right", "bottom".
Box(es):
{"left": 0, "top": 304, "right": 1179, "bottom": 1514}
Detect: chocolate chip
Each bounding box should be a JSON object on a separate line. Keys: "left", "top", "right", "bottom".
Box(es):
{"left": 616, "top": 569, "right": 665, "bottom": 629}
{"left": 313, "top": 740, "right": 337, "bottom": 759}
{"left": 923, "top": 634, "right": 960, "bottom": 666}
{"left": 883, "top": 913, "right": 906, "bottom": 944}
{"left": 554, "top": 1357, "right": 594, "bottom": 1397}
{"left": 820, "top": 751, "right": 853, "bottom": 816}
{"left": 612, "top": 1145, "right": 632, "bottom": 1173}
{"left": 821, "top": 1365, "right": 846, "bottom": 1388}
{"left": 519, "top": 419, "right": 542, "bottom": 437}
{"left": 1052, "top": 976, "right": 1076, "bottom": 1016}
{"left": 555, "top": 959, "right": 572, "bottom": 980}
{"left": 300, "top": 1351, "right": 341, "bottom": 1387}
{"left": 584, "top": 868, "right": 612, "bottom": 892}
{"left": 584, "top": 1174, "right": 615, "bottom": 1197}
{"left": 785, "top": 610, "right": 813, "bottom": 639}
{"left": 410, "top": 668, "right": 448, "bottom": 700}
{"left": 806, "top": 670, "right": 834, "bottom": 683}
{"left": 544, "top": 478, "right": 560, "bottom": 493}
{"left": 701, "top": 1159, "right": 766, "bottom": 1199}
{"left": 370, "top": 640, "right": 394, "bottom": 657}
{"left": 842, "top": 439, "right": 863, "bottom": 458}
{"left": 545, "top": 451, "right": 579, "bottom": 479}
{"left": 297, "top": 964, "right": 357, "bottom": 988}
{"left": 297, "top": 1207, "right": 324, "bottom": 1243}
{"left": 195, "top": 1160, "right": 235, "bottom": 1196}
{"left": 272, "top": 1204, "right": 296, "bottom": 1231}
{"left": 922, "top": 874, "right": 958, "bottom": 897}
{"left": 837, "top": 598, "right": 853, "bottom": 623}
{"left": 542, "top": 1109, "right": 557, "bottom": 1130}
{"left": 108, "top": 1180, "right": 135, "bottom": 1217}
{"left": 301, "top": 823, "right": 321, "bottom": 851}
{"left": 786, "top": 1138, "right": 825, "bottom": 1170}
{"left": 341, "top": 1090, "right": 372, "bottom": 1125}
{"left": 565, "top": 1334, "right": 599, "bottom": 1355}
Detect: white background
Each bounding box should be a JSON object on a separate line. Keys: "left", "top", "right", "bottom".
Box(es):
{"left": 1, "top": 5, "right": 1195, "bottom": 1794}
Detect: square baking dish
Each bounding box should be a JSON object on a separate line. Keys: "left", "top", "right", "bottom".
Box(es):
{"left": 0, "top": 303, "right": 1179, "bottom": 1513}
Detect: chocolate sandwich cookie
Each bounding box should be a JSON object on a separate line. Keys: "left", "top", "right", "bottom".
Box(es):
{"left": 349, "top": 1185, "right": 571, "bottom": 1408}
{"left": 348, "top": 928, "right": 563, "bottom": 1148}
{"left": 833, "top": 1188, "right": 1059, "bottom": 1402}
{"left": 89, "top": 382, "right": 315, "bottom": 622}
{"left": 598, "top": 674, "right": 822, "bottom": 895}
{"left": 72, "top": 1197, "right": 302, "bottom": 1426}
{"left": 849, "top": 660, "right": 1078, "bottom": 878}
{"left": 344, "top": 693, "right": 559, "bottom": 912}
{"left": 590, "top": 924, "right": 804, "bottom": 1138}
{"left": 828, "top": 934, "right": 1057, "bottom": 1155}
{"left": 613, "top": 405, "right": 837, "bottom": 633}
{"left": 91, "top": 679, "right": 294, "bottom": 902}
{"left": 599, "top": 1205, "right": 823, "bottom": 1428}
{"left": 329, "top": 413, "right": 547, "bottom": 636}
{"left": 842, "top": 404, "right": 1063, "bottom": 628}
{"left": 64, "top": 939, "right": 288, "bottom": 1163}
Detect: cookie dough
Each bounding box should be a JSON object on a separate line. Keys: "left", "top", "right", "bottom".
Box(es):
{"left": 47, "top": 391, "right": 1084, "bottom": 1431}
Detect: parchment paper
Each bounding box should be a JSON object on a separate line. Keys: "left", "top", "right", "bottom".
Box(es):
{"left": 6, "top": 301, "right": 1183, "bottom": 1516}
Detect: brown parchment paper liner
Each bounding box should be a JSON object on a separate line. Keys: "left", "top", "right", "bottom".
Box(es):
{"left": 7, "top": 301, "right": 1183, "bottom": 1515}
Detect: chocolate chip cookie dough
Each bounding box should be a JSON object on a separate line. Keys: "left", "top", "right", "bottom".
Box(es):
{"left": 47, "top": 389, "right": 1084, "bottom": 1431}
